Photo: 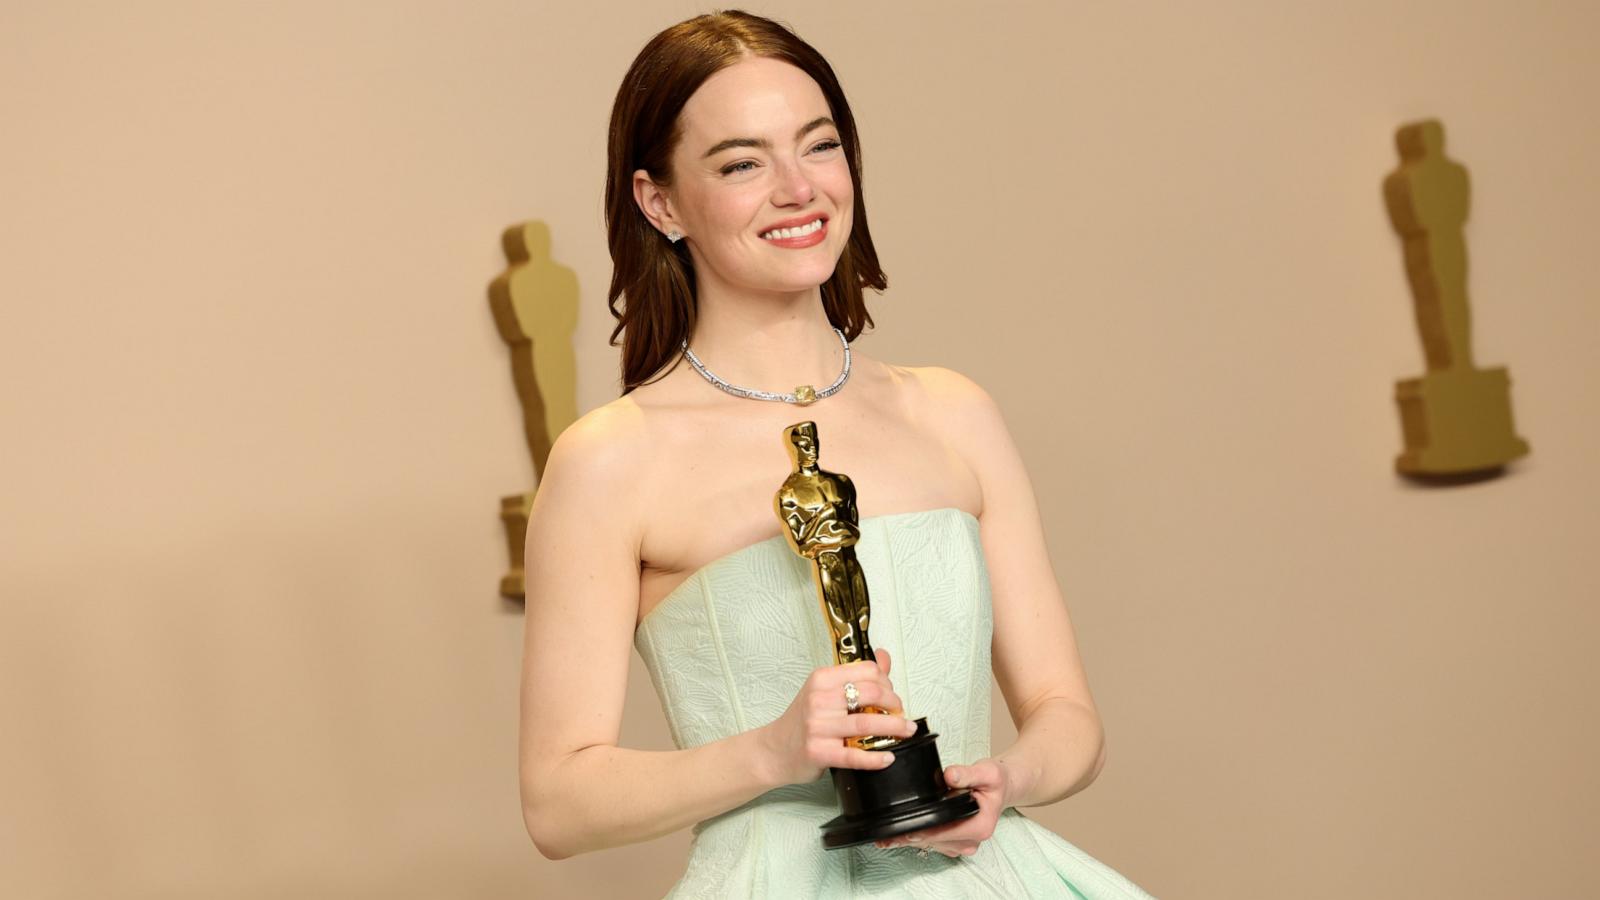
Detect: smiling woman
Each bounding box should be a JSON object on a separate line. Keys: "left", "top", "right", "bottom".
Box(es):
{"left": 600, "top": 12, "right": 885, "bottom": 394}
{"left": 633, "top": 57, "right": 851, "bottom": 310}
{"left": 519, "top": 10, "right": 1157, "bottom": 899}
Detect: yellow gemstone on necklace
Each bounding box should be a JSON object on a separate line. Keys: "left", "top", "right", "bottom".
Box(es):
{"left": 794, "top": 385, "right": 817, "bottom": 405}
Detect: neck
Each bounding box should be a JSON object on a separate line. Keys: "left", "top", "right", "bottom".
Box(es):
{"left": 685, "top": 280, "right": 843, "bottom": 394}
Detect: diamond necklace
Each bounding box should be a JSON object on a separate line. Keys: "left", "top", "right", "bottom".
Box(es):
{"left": 680, "top": 327, "right": 851, "bottom": 406}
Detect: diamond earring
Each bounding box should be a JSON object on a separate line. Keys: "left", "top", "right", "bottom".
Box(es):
{"left": 667, "top": 229, "right": 682, "bottom": 243}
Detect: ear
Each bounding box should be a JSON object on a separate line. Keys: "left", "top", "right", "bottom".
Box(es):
{"left": 632, "top": 169, "right": 682, "bottom": 238}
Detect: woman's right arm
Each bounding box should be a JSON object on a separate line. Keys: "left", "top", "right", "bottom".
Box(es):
{"left": 517, "top": 409, "right": 915, "bottom": 860}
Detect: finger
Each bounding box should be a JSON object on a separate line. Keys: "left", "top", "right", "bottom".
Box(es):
{"left": 830, "top": 680, "right": 902, "bottom": 717}
{"left": 946, "top": 763, "right": 996, "bottom": 789}
{"left": 865, "top": 684, "right": 904, "bottom": 716}
{"left": 902, "top": 817, "right": 973, "bottom": 843}
{"left": 903, "top": 834, "right": 965, "bottom": 858}
{"left": 827, "top": 745, "right": 896, "bottom": 771}
{"left": 834, "top": 659, "right": 883, "bottom": 687}
{"left": 825, "top": 713, "right": 919, "bottom": 739}
{"left": 882, "top": 833, "right": 978, "bottom": 854}
{"left": 915, "top": 832, "right": 972, "bottom": 851}
{"left": 876, "top": 647, "right": 891, "bottom": 677}
{"left": 862, "top": 675, "right": 904, "bottom": 713}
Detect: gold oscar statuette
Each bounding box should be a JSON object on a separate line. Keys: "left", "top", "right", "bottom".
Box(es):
{"left": 774, "top": 420, "right": 979, "bottom": 849}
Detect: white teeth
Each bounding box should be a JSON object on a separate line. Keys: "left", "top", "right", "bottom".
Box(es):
{"left": 761, "top": 218, "right": 824, "bottom": 240}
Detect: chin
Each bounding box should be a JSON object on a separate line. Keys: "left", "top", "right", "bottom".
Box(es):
{"left": 794, "top": 254, "right": 848, "bottom": 286}
{"left": 773, "top": 272, "right": 839, "bottom": 293}
{"left": 734, "top": 260, "right": 836, "bottom": 294}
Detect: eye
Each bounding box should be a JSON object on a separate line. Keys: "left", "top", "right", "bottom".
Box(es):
{"left": 720, "top": 140, "right": 842, "bottom": 176}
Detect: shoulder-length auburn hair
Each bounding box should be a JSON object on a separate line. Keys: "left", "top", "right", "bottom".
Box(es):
{"left": 604, "top": 10, "right": 887, "bottom": 394}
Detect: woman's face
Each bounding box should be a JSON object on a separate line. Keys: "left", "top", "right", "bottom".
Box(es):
{"left": 644, "top": 56, "right": 854, "bottom": 297}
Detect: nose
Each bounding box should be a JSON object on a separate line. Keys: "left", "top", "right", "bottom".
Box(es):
{"left": 771, "top": 157, "right": 816, "bottom": 207}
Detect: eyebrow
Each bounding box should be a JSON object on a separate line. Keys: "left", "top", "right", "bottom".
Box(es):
{"left": 701, "top": 116, "right": 837, "bottom": 159}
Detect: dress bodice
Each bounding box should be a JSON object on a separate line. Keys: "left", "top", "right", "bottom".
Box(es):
{"left": 635, "top": 506, "right": 993, "bottom": 765}
{"left": 631, "top": 506, "right": 1155, "bottom": 899}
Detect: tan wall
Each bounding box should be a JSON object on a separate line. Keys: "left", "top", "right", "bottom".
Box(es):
{"left": 3, "top": 2, "right": 1596, "bottom": 897}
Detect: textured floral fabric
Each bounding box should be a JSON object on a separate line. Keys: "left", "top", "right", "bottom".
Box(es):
{"left": 634, "top": 507, "right": 1156, "bottom": 899}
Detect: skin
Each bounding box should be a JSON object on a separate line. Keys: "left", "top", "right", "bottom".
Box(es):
{"left": 519, "top": 55, "right": 1105, "bottom": 862}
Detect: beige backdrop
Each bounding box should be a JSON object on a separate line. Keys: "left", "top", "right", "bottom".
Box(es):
{"left": 3, "top": 2, "right": 1597, "bottom": 898}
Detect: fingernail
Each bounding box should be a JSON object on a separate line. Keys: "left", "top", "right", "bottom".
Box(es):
{"left": 882, "top": 752, "right": 895, "bottom": 765}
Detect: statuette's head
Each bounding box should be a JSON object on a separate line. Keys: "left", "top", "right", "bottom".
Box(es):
{"left": 1396, "top": 119, "right": 1445, "bottom": 160}
{"left": 784, "top": 420, "right": 820, "bottom": 468}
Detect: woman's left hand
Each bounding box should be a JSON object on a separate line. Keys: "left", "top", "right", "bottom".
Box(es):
{"left": 873, "top": 759, "right": 1010, "bottom": 858}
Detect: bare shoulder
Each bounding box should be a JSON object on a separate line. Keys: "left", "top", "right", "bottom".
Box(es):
{"left": 532, "top": 394, "right": 651, "bottom": 553}
{"left": 543, "top": 396, "right": 646, "bottom": 480}
{"left": 895, "top": 364, "right": 1005, "bottom": 435}
{"left": 893, "top": 364, "right": 1019, "bottom": 513}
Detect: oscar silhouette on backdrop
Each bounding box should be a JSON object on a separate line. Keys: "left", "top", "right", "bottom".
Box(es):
{"left": 489, "top": 220, "right": 579, "bottom": 599}
{"left": 1382, "top": 119, "right": 1530, "bottom": 479}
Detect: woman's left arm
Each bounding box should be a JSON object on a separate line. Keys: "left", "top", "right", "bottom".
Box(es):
{"left": 876, "top": 367, "right": 1105, "bottom": 856}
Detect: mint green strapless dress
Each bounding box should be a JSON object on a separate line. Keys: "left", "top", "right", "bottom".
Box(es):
{"left": 634, "top": 507, "right": 1156, "bottom": 899}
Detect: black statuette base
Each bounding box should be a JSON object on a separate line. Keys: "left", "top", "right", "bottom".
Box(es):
{"left": 821, "top": 717, "right": 980, "bottom": 849}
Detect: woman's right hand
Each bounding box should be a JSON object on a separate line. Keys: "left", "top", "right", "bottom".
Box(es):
{"left": 756, "top": 648, "right": 919, "bottom": 787}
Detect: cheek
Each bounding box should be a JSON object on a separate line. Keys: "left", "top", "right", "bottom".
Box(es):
{"left": 706, "top": 191, "right": 765, "bottom": 242}
{"left": 822, "top": 162, "right": 854, "bottom": 202}
{"left": 820, "top": 163, "right": 854, "bottom": 226}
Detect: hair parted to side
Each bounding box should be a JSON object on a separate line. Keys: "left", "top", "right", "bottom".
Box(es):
{"left": 604, "top": 9, "right": 886, "bottom": 394}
